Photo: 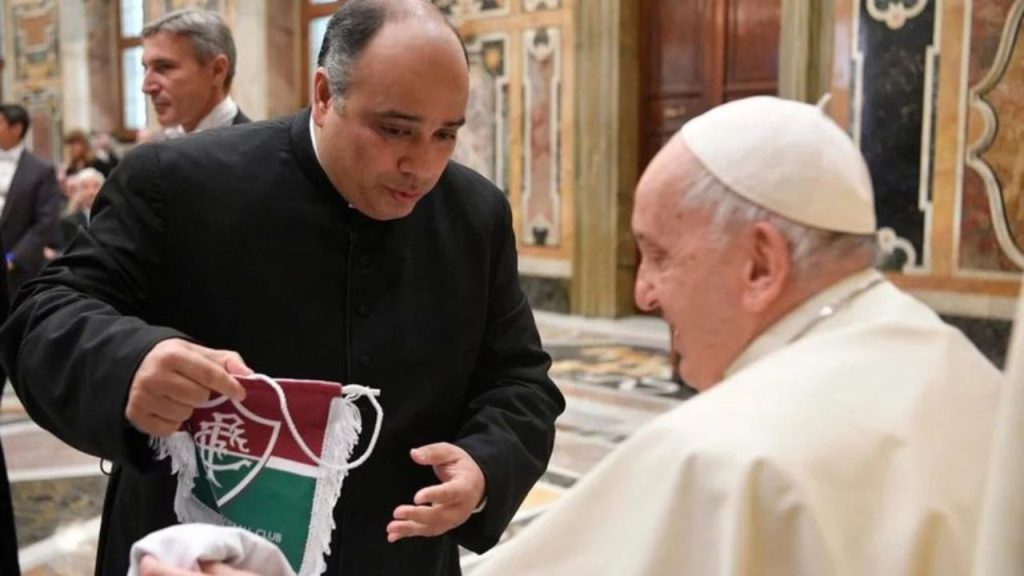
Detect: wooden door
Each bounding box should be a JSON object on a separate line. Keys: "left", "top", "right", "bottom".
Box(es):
{"left": 639, "top": 0, "right": 782, "bottom": 168}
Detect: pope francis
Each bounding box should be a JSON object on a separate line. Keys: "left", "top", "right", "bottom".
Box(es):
{"left": 472, "top": 96, "right": 1002, "bottom": 575}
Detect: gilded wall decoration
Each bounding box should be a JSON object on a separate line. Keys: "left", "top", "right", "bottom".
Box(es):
{"left": 11, "top": 0, "right": 59, "bottom": 83}
{"left": 965, "top": 0, "right": 1024, "bottom": 270}
{"left": 453, "top": 34, "right": 510, "bottom": 191}
{"left": 522, "top": 27, "right": 562, "bottom": 247}
{"left": 853, "top": 0, "right": 939, "bottom": 271}
{"left": 958, "top": 0, "right": 1020, "bottom": 274}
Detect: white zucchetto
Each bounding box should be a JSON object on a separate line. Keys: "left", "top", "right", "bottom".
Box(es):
{"left": 680, "top": 96, "right": 877, "bottom": 234}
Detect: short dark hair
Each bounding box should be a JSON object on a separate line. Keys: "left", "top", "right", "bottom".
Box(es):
{"left": 143, "top": 9, "right": 237, "bottom": 91}
{"left": 317, "top": 0, "right": 467, "bottom": 101}
{"left": 0, "top": 104, "right": 30, "bottom": 141}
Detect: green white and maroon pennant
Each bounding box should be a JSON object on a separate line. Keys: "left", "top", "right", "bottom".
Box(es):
{"left": 154, "top": 375, "right": 382, "bottom": 576}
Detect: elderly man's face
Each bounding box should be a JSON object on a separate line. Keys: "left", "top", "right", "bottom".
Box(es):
{"left": 311, "top": 19, "right": 468, "bottom": 221}
{"left": 632, "top": 137, "right": 750, "bottom": 390}
{"left": 142, "top": 31, "right": 226, "bottom": 132}
{"left": 79, "top": 177, "right": 102, "bottom": 208}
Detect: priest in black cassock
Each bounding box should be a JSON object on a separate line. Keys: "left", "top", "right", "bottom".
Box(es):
{"left": 0, "top": 232, "right": 16, "bottom": 576}
{"left": 0, "top": 1, "right": 564, "bottom": 575}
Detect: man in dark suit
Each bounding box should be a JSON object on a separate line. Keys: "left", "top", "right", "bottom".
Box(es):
{"left": 0, "top": 104, "right": 61, "bottom": 300}
{"left": 0, "top": 2, "right": 564, "bottom": 575}
{"left": 141, "top": 9, "right": 249, "bottom": 137}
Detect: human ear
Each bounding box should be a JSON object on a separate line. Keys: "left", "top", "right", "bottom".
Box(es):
{"left": 210, "top": 54, "right": 229, "bottom": 87}
{"left": 311, "top": 68, "right": 333, "bottom": 126}
{"left": 741, "top": 222, "right": 791, "bottom": 313}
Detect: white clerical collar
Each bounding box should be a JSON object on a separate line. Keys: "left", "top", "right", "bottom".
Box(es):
{"left": 0, "top": 142, "right": 24, "bottom": 163}
{"left": 164, "top": 96, "right": 238, "bottom": 138}
{"left": 309, "top": 111, "right": 355, "bottom": 209}
{"left": 309, "top": 112, "right": 323, "bottom": 167}
{"left": 724, "top": 267, "right": 884, "bottom": 379}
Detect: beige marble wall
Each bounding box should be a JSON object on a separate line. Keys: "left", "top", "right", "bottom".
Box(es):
{"left": 229, "top": 0, "right": 267, "bottom": 120}
{"left": 265, "top": 0, "right": 300, "bottom": 119}
{"left": 85, "top": 0, "right": 117, "bottom": 133}
{"left": 59, "top": 0, "right": 89, "bottom": 134}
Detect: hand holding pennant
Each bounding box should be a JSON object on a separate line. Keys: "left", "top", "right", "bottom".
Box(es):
{"left": 152, "top": 372, "right": 383, "bottom": 576}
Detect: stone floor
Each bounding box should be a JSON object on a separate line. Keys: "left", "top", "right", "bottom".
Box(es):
{"left": 3, "top": 312, "right": 693, "bottom": 574}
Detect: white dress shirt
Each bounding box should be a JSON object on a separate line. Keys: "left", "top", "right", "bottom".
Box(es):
{"left": 0, "top": 143, "right": 25, "bottom": 214}
{"left": 163, "top": 96, "right": 239, "bottom": 139}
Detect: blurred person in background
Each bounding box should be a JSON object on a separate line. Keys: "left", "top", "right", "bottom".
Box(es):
{"left": 0, "top": 103, "right": 61, "bottom": 300}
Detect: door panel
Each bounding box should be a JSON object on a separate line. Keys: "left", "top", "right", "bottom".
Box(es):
{"left": 640, "top": 0, "right": 781, "bottom": 168}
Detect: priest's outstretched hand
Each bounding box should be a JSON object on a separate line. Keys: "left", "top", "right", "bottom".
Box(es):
{"left": 387, "top": 442, "right": 486, "bottom": 542}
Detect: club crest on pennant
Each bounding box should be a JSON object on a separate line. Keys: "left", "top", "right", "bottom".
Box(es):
{"left": 153, "top": 374, "right": 383, "bottom": 576}
{"left": 193, "top": 404, "right": 281, "bottom": 508}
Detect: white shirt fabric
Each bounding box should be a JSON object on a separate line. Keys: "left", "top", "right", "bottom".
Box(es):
{"left": 0, "top": 143, "right": 25, "bottom": 213}
{"left": 163, "top": 96, "right": 239, "bottom": 139}
{"left": 127, "top": 524, "right": 295, "bottom": 576}
{"left": 473, "top": 269, "right": 1002, "bottom": 576}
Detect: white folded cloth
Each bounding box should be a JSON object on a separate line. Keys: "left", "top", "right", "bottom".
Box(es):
{"left": 127, "top": 524, "right": 296, "bottom": 576}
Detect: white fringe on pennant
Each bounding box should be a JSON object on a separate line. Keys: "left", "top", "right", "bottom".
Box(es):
{"left": 152, "top": 379, "right": 383, "bottom": 576}
{"left": 152, "top": 433, "right": 233, "bottom": 527}
{"left": 299, "top": 396, "right": 363, "bottom": 576}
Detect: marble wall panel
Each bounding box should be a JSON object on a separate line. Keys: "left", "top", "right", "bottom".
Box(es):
{"left": 522, "top": 26, "right": 562, "bottom": 247}
{"left": 524, "top": 0, "right": 561, "bottom": 11}
{"left": 854, "top": 0, "right": 939, "bottom": 271}
{"left": 453, "top": 34, "right": 510, "bottom": 191}
{"left": 961, "top": 0, "right": 1024, "bottom": 273}
{"left": 150, "top": 0, "right": 224, "bottom": 13}
{"left": 433, "top": 0, "right": 510, "bottom": 20}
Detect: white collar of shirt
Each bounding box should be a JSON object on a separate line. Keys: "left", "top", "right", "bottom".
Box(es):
{"left": 0, "top": 143, "right": 24, "bottom": 164}
{"left": 163, "top": 96, "right": 238, "bottom": 138}
{"left": 724, "top": 268, "right": 884, "bottom": 379}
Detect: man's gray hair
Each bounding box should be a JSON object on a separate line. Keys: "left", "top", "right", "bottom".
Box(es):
{"left": 316, "top": 0, "right": 467, "bottom": 106}
{"left": 143, "top": 9, "right": 236, "bottom": 91}
{"left": 72, "top": 167, "right": 105, "bottom": 187}
{"left": 680, "top": 157, "right": 878, "bottom": 277}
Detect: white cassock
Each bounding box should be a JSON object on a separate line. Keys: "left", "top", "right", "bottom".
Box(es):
{"left": 473, "top": 269, "right": 1001, "bottom": 576}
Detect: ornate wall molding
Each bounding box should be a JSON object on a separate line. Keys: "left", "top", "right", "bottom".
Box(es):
{"left": 433, "top": 0, "right": 510, "bottom": 22}
{"left": 522, "top": 26, "right": 563, "bottom": 247}
{"left": 965, "top": 0, "right": 1024, "bottom": 269}
{"left": 852, "top": 0, "right": 940, "bottom": 273}
{"left": 453, "top": 33, "right": 510, "bottom": 191}
{"left": 865, "top": 0, "right": 929, "bottom": 30}
{"left": 524, "top": 0, "right": 561, "bottom": 12}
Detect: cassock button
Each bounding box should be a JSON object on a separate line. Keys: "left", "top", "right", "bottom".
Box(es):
{"left": 357, "top": 304, "right": 369, "bottom": 317}
{"left": 359, "top": 254, "right": 371, "bottom": 269}
{"left": 359, "top": 354, "right": 370, "bottom": 367}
